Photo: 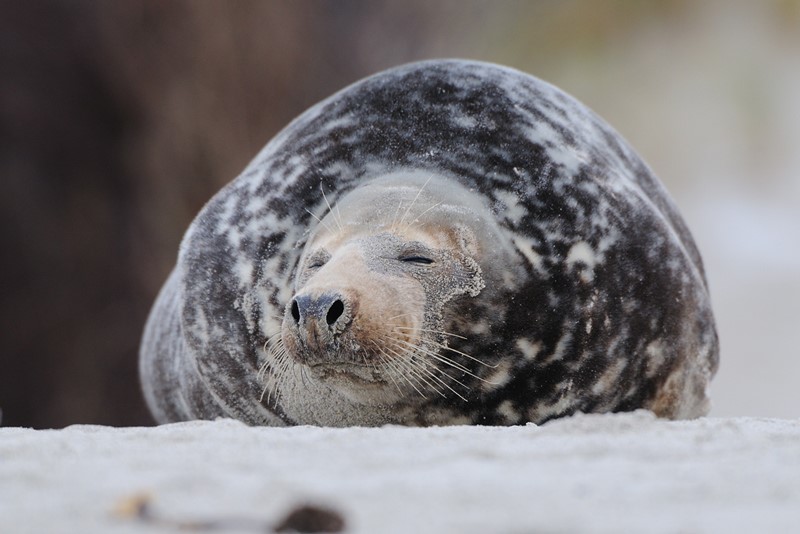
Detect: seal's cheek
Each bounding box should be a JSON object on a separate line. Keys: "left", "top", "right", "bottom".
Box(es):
{"left": 350, "top": 270, "right": 427, "bottom": 347}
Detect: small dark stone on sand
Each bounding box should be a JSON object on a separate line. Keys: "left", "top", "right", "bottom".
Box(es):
{"left": 274, "top": 504, "right": 346, "bottom": 533}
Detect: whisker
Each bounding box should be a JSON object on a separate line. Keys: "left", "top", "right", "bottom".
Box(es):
{"left": 256, "top": 313, "right": 308, "bottom": 406}
{"left": 380, "top": 337, "right": 451, "bottom": 400}
{"left": 380, "top": 343, "right": 430, "bottom": 399}
{"left": 335, "top": 203, "right": 344, "bottom": 232}
{"left": 259, "top": 341, "right": 292, "bottom": 405}
{"left": 385, "top": 324, "right": 496, "bottom": 368}
{"left": 388, "top": 197, "right": 402, "bottom": 233}
{"left": 320, "top": 186, "right": 343, "bottom": 233}
{"left": 370, "top": 341, "right": 404, "bottom": 396}
{"left": 407, "top": 201, "right": 443, "bottom": 229}
{"left": 386, "top": 312, "right": 416, "bottom": 321}
{"left": 414, "top": 357, "right": 472, "bottom": 392}
{"left": 392, "top": 330, "right": 497, "bottom": 369}
{"left": 389, "top": 325, "right": 468, "bottom": 341}
{"left": 258, "top": 331, "right": 285, "bottom": 379}
{"left": 305, "top": 208, "right": 336, "bottom": 235}
{"left": 424, "top": 338, "right": 500, "bottom": 369}
{"left": 378, "top": 354, "right": 404, "bottom": 395}
{"left": 300, "top": 365, "right": 311, "bottom": 391}
{"left": 402, "top": 351, "right": 469, "bottom": 401}
{"left": 398, "top": 358, "right": 445, "bottom": 399}
{"left": 388, "top": 337, "right": 472, "bottom": 375}
{"left": 397, "top": 175, "right": 433, "bottom": 229}
{"left": 389, "top": 337, "right": 501, "bottom": 385}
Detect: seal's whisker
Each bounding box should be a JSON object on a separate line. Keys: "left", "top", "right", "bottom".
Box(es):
{"left": 256, "top": 332, "right": 280, "bottom": 381}
{"left": 259, "top": 330, "right": 282, "bottom": 358}
{"left": 380, "top": 332, "right": 469, "bottom": 390}
{"left": 320, "top": 186, "right": 343, "bottom": 233}
{"left": 271, "top": 348, "right": 294, "bottom": 404}
{"left": 386, "top": 312, "right": 416, "bottom": 321}
{"left": 390, "top": 337, "right": 502, "bottom": 385}
{"left": 398, "top": 355, "right": 446, "bottom": 399}
{"left": 380, "top": 336, "right": 455, "bottom": 399}
{"left": 420, "top": 337, "right": 499, "bottom": 369}
{"left": 378, "top": 354, "right": 404, "bottom": 395}
{"left": 413, "top": 356, "right": 472, "bottom": 392}
{"left": 259, "top": 338, "right": 293, "bottom": 405}
{"left": 300, "top": 365, "right": 312, "bottom": 391}
{"left": 402, "top": 349, "right": 470, "bottom": 401}
{"left": 260, "top": 351, "right": 286, "bottom": 403}
{"left": 259, "top": 381, "right": 270, "bottom": 403}
{"left": 335, "top": 203, "right": 344, "bottom": 231}
{"left": 380, "top": 342, "right": 430, "bottom": 399}
{"left": 388, "top": 325, "right": 468, "bottom": 341}
{"left": 304, "top": 208, "right": 336, "bottom": 235}
{"left": 398, "top": 175, "right": 433, "bottom": 229}
{"left": 389, "top": 337, "right": 471, "bottom": 375}
{"left": 389, "top": 199, "right": 405, "bottom": 232}
{"left": 261, "top": 360, "right": 285, "bottom": 404}
{"left": 381, "top": 355, "right": 410, "bottom": 396}
{"left": 383, "top": 345, "right": 432, "bottom": 398}
{"left": 420, "top": 368, "right": 468, "bottom": 401}
{"left": 258, "top": 330, "right": 285, "bottom": 380}
{"left": 408, "top": 201, "right": 443, "bottom": 229}
{"left": 371, "top": 341, "right": 405, "bottom": 396}
{"left": 386, "top": 324, "right": 496, "bottom": 368}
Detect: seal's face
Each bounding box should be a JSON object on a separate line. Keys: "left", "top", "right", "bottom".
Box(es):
{"left": 278, "top": 172, "right": 506, "bottom": 406}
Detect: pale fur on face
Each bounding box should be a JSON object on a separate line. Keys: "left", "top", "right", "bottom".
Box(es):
{"left": 276, "top": 171, "right": 515, "bottom": 406}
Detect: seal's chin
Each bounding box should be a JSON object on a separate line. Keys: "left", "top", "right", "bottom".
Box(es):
{"left": 305, "top": 360, "right": 401, "bottom": 403}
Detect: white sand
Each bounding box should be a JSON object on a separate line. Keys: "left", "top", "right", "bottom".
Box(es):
{"left": 2, "top": 412, "right": 799, "bottom": 533}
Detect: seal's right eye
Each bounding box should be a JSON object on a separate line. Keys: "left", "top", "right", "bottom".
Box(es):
{"left": 400, "top": 256, "right": 434, "bottom": 265}
{"left": 398, "top": 241, "right": 435, "bottom": 265}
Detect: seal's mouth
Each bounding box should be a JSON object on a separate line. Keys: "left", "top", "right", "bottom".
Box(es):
{"left": 307, "top": 361, "right": 384, "bottom": 383}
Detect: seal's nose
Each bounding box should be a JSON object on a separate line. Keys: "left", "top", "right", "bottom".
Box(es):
{"left": 290, "top": 292, "right": 349, "bottom": 332}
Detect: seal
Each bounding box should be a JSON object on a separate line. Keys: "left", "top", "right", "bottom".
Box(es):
{"left": 139, "top": 59, "right": 719, "bottom": 427}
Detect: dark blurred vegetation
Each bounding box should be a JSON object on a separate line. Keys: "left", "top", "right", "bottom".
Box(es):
{"left": 2, "top": 1, "right": 798, "bottom": 428}
{"left": 0, "top": 0, "right": 500, "bottom": 428}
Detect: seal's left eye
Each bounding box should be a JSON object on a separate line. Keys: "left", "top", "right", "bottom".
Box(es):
{"left": 400, "top": 256, "right": 434, "bottom": 265}
{"left": 306, "top": 250, "right": 330, "bottom": 269}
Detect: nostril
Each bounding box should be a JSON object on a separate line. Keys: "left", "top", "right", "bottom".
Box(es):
{"left": 291, "top": 300, "right": 300, "bottom": 323}
{"left": 326, "top": 299, "right": 345, "bottom": 326}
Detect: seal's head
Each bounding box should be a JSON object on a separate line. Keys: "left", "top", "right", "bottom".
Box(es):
{"left": 275, "top": 171, "right": 521, "bottom": 408}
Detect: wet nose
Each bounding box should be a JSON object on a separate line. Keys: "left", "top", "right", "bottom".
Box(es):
{"left": 290, "top": 292, "right": 348, "bottom": 330}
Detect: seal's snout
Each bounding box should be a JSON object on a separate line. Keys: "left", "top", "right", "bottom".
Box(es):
{"left": 289, "top": 291, "right": 352, "bottom": 349}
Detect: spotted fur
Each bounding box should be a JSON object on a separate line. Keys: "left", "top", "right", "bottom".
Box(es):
{"left": 140, "top": 59, "right": 719, "bottom": 426}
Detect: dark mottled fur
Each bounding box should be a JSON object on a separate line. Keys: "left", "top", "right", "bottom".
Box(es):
{"left": 140, "top": 60, "right": 718, "bottom": 426}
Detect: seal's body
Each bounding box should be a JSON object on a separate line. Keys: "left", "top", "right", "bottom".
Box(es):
{"left": 140, "top": 60, "right": 718, "bottom": 426}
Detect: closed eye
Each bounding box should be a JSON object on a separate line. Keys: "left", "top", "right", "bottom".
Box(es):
{"left": 400, "top": 256, "right": 434, "bottom": 265}
{"left": 306, "top": 250, "right": 330, "bottom": 269}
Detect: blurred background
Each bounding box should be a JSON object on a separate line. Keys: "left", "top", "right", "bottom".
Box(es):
{"left": 1, "top": 0, "right": 798, "bottom": 428}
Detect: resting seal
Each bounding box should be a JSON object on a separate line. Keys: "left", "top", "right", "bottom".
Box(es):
{"left": 140, "top": 59, "right": 718, "bottom": 426}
